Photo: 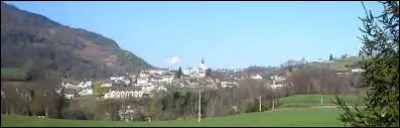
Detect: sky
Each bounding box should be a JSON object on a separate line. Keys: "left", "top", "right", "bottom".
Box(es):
{"left": 5, "top": 1, "right": 383, "bottom": 69}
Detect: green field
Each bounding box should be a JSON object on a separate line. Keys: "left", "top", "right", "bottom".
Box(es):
{"left": 279, "top": 94, "right": 363, "bottom": 108}
{"left": 329, "top": 56, "right": 364, "bottom": 70}
{"left": 1, "top": 108, "right": 347, "bottom": 127}
{"left": 1, "top": 67, "right": 28, "bottom": 80}
{"left": 308, "top": 56, "right": 367, "bottom": 71}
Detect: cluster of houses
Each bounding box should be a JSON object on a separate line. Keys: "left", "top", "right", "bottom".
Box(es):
{"left": 99, "top": 69, "right": 172, "bottom": 99}
{"left": 104, "top": 58, "right": 244, "bottom": 99}
{"left": 60, "top": 81, "right": 94, "bottom": 99}
{"left": 249, "top": 74, "right": 263, "bottom": 80}
{"left": 58, "top": 58, "right": 232, "bottom": 100}
{"left": 103, "top": 86, "right": 167, "bottom": 99}
{"left": 58, "top": 58, "right": 316, "bottom": 100}
{"left": 267, "top": 75, "right": 291, "bottom": 89}
{"left": 220, "top": 81, "right": 240, "bottom": 88}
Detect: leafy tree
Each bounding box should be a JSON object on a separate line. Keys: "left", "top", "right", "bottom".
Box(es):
{"left": 56, "top": 88, "right": 69, "bottom": 119}
{"left": 334, "top": 1, "right": 399, "bottom": 127}
{"left": 246, "top": 99, "right": 268, "bottom": 113}
{"left": 176, "top": 66, "right": 182, "bottom": 78}
{"left": 329, "top": 54, "right": 334, "bottom": 61}
{"left": 206, "top": 68, "right": 212, "bottom": 77}
{"left": 341, "top": 54, "right": 348, "bottom": 60}
{"left": 92, "top": 82, "right": 102, "bottom": 96}
{"left": 99, "top": 87, "right": 110, "bottom": 96}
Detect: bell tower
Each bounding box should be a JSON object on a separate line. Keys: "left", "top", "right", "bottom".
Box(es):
{"left": 198, "top": 57, "right": 206, "bottom": 77}
{"left": 199, "top": 57, "right": 206, "bottom": 69}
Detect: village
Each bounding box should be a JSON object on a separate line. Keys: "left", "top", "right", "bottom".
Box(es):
{"left": 55, "top": 58, "right": 294, "bottom": 121}
{"left": 55, "top": 57, "right": 367, "bottom": 121}
{"left": 59, "top": 58, "right": 288, "bottom": 100}
{"left": 59, "top": 57, "right": 367, "bottom": 102}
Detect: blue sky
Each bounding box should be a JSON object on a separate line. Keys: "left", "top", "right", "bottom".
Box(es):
{"left": 5, "top": 1, "right": 382, "bottom": 69}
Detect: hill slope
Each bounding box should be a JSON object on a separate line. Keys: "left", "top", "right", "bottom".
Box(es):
{"left": 1, "top": 2, "right": 152, "bottom": 80}
{"left": 308, "top": 56, "right": 367, "bottom": 71}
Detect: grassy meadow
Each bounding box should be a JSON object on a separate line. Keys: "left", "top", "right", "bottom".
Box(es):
{"left": 279, "top": 94, "right": 363, "bottom": 108}
{"left": 1, "top": 108, "right": 346, "bottom": 127}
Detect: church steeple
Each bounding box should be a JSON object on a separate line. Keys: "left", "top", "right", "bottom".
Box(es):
{"left": 201, "top": 58, "right": 205, "bottom": 64}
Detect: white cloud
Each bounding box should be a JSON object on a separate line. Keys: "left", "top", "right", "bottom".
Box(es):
{"left": 165, "top": 56, "right": 180, "bottom": 65}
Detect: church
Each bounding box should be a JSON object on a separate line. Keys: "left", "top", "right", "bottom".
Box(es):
{"left": 182, "top": 58, "right": 207, "bottom": 78}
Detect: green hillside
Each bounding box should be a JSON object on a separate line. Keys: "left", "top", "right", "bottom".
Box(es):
{"left": 279, "top": 94, "right": 363, "bottom": 108}
{"left": 1, "top": 67, "right": 28, "bottom": 81}
{"left": 1, "top": 108, "right": 346, "bottom": 127}
{"left": 308, "top": 56, "right": 368, "bottom": 71}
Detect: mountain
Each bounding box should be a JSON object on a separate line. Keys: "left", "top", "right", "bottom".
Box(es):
{"left": 1, "top": 2, "right": 153, "bottom": 81}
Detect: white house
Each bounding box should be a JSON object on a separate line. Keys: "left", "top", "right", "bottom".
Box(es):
{"left": 101, "top": 83, "right": 112, "bottom": 88}
{"left": 351, "top": 68, "right": 365, "bottom": 73}
{"left": 110, "top": 76, "right": 128, "bottom": 84}
{"left": 268, "top": 75, "right": 288, "bottom": 89}
{"left": 148, "top": 69, "right": 165, "bottom": 75}
{"left": 137, "top": 77, "right": 149, "bottom": 84}
{"left": 270, "top": 75, "right": 286, "bottom": 84}
{"left": 55, "top": 88, "right": 62, "bottom": 94}
{"left": 77, "top": 81, "right": 92, "bottom": 88}
{"left": 161, "top": 75, "right": 174, "bottom": 84}
{"left": 139, "top": 72, "right": 150, "bottom": 77}
{"left": 65, "top": 94, "right": 75, "bottom": 99}
{"left": 150, "top": 76, "right": 163, "bottom": 83}
{"left": 129, "top": 74, "right": 137, "bottom": 80}
{"left": 156, "top": 86, "right": 167, "bottom": 92}
{"left": 183, "top": 67, "right": 195, "bottom": 76}
{"left": 142, "top": 85, "right": 155, "bottom": 92}
{"left": 110, "top": 76, "right": 124, "bottom": 81}
{"left": 104, "top": 90, "right": 145, "bottom": 99}
{"left": 61, "top": 82, "right": 77, "bottom": 89}
{"left": 123, "top": 79, "right": 131, "bottom": 85}
{"left": 250, "top": 74, "right": 263, "bottom": 80}
{"left": 79, "top": 86, "right": 93, "bottom": 96}
{"left": 220, "top": 81, "right": 239, "bottom": 88}
{"left": 270, "top": 84, "right": 284, "bottom": 89}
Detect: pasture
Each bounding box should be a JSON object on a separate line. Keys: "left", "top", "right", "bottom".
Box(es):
{"left": 279, "top": 94, "right": 363, "bottom": 108}
{"left": 1, "top": 108, "right": 347, "bottom": 127}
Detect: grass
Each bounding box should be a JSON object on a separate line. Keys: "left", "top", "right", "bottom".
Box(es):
{"left": 1, "top": 67, "right": 28, "bottom": 80}
{"left": 308, "top": 56, "right": 367, "bottom": 71}
{"left": 1, "top": 108, "right": 346, "bottom": 127}
{"left": 329, "top": 56, "right": 364, "bottom": 70}
{"left": 279, "top": 94, "right": 363, "bottom": 107}
{"left": 1, "top": 81, "right": 29, "bottom": 87}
